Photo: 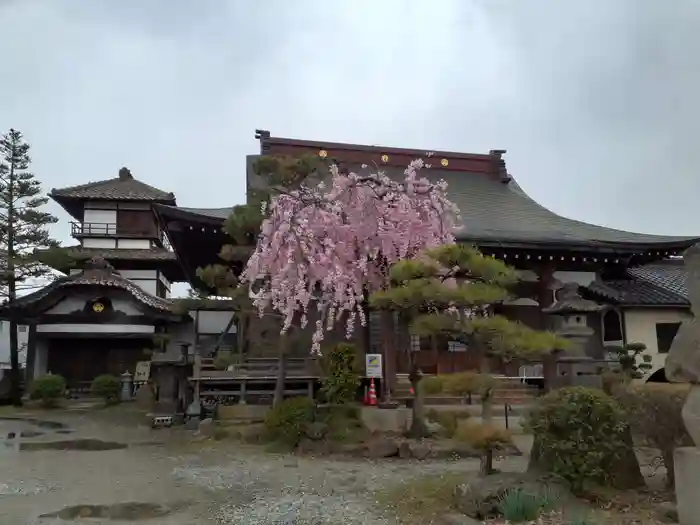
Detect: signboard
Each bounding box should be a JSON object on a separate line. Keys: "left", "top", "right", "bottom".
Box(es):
{"left": 134, "top": 361, "right": 151, "bottom": 383}
{"left": 365, "top": 353, "right": 383, "bottom": 378}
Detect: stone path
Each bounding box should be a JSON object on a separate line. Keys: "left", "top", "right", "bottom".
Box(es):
{"left": 0, "top": 410, "right": 530, "bottom": 524}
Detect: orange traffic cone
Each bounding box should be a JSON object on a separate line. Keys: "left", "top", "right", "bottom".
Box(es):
{"left": 368, "top": 379, "right": 378, "bottom": 406}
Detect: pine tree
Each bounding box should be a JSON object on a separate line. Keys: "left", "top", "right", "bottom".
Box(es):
{"left": 370, "top": 244, "right": 568, "bottom": 467}
{"left": 0, "top": 128, "right": 60, "bottom": 405}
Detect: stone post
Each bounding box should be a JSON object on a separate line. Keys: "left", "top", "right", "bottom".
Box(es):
{"left": 664, "top": 243, "right": 700, "bottom": 524}
{"left": 120, "top": 371, "right": 133, "bottom": 402}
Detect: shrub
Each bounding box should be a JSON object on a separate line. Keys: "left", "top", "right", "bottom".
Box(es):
{"left": 320, "top": 343, "right": 361, "bottom": 405}
{"left": 615, "top": 382, "right": 691, "bottom": 488}
{"left": 420, "top": 375, "right": 445, "bottom": 395}
{"left": 456, "top": 421, "right": 512, "bottom": 451}
{"left": 442, "top": 372, "right": 498, "bottom": 404}
{"left": 526, "top": 386, "right": 628, "bottom": 492}
{"left": 29, "top": 374, "right": 66, "bottom": 408}
{"left": 426, "top": 408, "right": 470, "bottom": 437}
{"left": 264, "top": 396, "right": 315, "bottom": 446}
{"left": 90, "top": 374, "right": 121, "bottom": 405}
{"left": 498, "top": 487, "right": 557, "bottom": 523}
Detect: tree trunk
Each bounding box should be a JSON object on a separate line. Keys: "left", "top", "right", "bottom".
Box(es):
{"left": 610, "top": 427, "right": 645, "bottom": 489}
{"left": 408, "top": 374, "right": 429, "bottom": 438}
{"left": 273, "top": 333, "right": 287, "bottom": 407}
{"left": 7, "top": 152, "right": 20, "bottom": 407}
{"left": 9, "top": 319, "right": 21, "bottom": 406}
{"left": 663, "top": 449, "right": 675, "bottom": 490}
{"left": 480, "top": 449, "right": 494, "bottom": 476}
{"left": 381, "top": 310, "right": 397, "bottom": 401}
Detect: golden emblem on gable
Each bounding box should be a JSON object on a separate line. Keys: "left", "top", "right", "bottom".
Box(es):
{"left": 381, "top": 154, "right": 389, "bottom": 163}
{"left": 92, "top": 302, "right": 105, "bottom": 313}
{"left": 318, "top": 149, "right": 328, "bottom": 158}
{"left": 441, "top": 158, "right": 449, "bottom": 167}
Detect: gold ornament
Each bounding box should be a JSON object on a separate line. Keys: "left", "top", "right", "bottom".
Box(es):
{"left": 92, "top": 302, "right": 105, "bottom": 313}
{"left": 381, "top": 154, "right": 389, "bottom": 163}
{"left": 441, "top": 158, "right": 449, "bottom": 167}
{"left": 318, "top": 150, "right": 328, "bottom": 158}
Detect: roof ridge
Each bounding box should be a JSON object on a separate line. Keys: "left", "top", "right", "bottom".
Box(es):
{"left": 50, "top": 177, "right": 121, "bottom": 194}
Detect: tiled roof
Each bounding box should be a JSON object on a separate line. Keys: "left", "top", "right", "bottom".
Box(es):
{"left": 56, "top": 246, "right": 177, "bottom": 262}
{"left": 50, "top": 167, "right": 175, "bottom": 203}
{"left": 1, "top": 258, "right": 176, "bottom": 314}
{"left": 160, "top": 159, "right": 700, "bottom": 253}
{"left": 585, "top": 261, "right": 690, "bottom": 306}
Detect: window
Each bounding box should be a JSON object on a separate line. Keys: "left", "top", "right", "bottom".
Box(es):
{"left": 410, "top": 334, "right": 420, "bottom": 352}
{"left": 656, "top": 322, "right": 682, "bottom": 354}
{"left": 602, "top": 309, "right": 623, "bottom": 344}
{"left": 448, "top": 341, "right": 467, "bottom": 352}
{"left": 18, "top": 325, "right": 27, "bottom": 332}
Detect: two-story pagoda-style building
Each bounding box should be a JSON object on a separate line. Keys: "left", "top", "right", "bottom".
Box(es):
{"left": 3, "top": 168, "right": 238, "bottom": 402}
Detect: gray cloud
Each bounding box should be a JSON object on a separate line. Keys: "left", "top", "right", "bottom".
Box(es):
{"left": 1, "top": 0, "right": 698, "bottom": 296}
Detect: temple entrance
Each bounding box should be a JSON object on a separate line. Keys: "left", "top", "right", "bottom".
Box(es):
{"left": 46, "top": 337, "right": 151, "bottom": 391}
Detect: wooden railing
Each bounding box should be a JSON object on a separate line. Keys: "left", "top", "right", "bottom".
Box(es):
{"left": 192, "top": 356, "right": 320, "bottom": 406}
{"left": 194, "top": 356, "right": 319, "bottom": 380}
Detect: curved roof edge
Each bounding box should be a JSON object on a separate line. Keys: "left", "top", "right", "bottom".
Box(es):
{"left": 154, "top": 204, "right": 234, "bottom": 225}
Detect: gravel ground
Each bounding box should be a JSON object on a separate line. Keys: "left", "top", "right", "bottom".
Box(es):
{"left": 0, "top": 409, "right": 531, "bottom": 525}
{"left": 175, "top": 452, "right": 528, "bottom": 524}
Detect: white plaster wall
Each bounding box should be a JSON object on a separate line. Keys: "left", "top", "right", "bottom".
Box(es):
{"left": 118, "top": 239, "right": 151, "bottom": 249}
{"left": 84, "top": 209, "right": 117, "bottom": 226}
{"left": 623, "top": 308, "right": 691, "bottom": 376}
{"left": 0, "top": 322, "right": 29, "bottom": 366}
{"left": 129, "top": 279, "right": 158, "bottom": 296}
{"left": 83, "top": 238, "right": 117, "bottom": 248}
{"left": 119, "top": 270, "right": 157, "bottom": 279}
{"left": 197, "top": 310, "right": 237, "bottom": 335}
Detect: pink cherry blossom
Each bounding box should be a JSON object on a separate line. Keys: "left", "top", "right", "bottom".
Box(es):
{"left": 241, "top": 159, "right": 462, "bottom": 353}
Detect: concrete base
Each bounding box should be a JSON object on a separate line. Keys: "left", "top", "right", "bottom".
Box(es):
{"left": 675, "top": 447, "right": 700, "bottom": 524}
{"left": 360, "top": 407, "right": 409, "bottom": 434}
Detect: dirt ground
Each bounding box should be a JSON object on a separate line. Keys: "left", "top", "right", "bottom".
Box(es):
{"left": 0, "top": 404, "right": 532, "bottom": 525}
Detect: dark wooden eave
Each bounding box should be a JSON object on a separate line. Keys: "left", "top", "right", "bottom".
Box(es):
{"left": 37, "top": 246, "right": 183, "bottom": 282}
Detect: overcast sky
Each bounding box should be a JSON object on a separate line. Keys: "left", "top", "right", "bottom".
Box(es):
{"left": 2, "top": 0, "right": 699, "bottom": 296}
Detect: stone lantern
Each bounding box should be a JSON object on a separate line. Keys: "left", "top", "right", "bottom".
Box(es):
{"left": 542, "top": 282, "right": 605, "bottom": 388}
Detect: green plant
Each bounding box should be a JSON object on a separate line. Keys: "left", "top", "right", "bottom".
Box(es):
{"left": 213, "top": 350, "right": 236, "bottom": 370}
{"left": 497, "top": 487, "right": 557, "bottom": 522}
{"left": 426, "top": 408, "right": 470, "bottom": 437}
{"left": 90, "top": 374, "right": 121, "bottom": 405}
{"left": 615, "top": 382, "right": 691, "bottom": 488}
{"left": 29, "top": 374, "right": 66, "bottom": 408}
{"left": 526, "top": 386, "right": 629, "bottom": 492}
{"left": 608, "top": 342, "right": 653, "bottom": 379}
{"left": 264, "top": 396, "right": 315, "bottom": 446}
{"left": 320, "top": 343, "right": 361, "bottom": 405}
{"left": 420, "top": 375, "right": 444, "bottom": 395}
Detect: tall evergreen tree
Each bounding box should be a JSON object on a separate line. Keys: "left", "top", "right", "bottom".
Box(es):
{"left": 0, "top": 128, "right": 60, "bottom": 405}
